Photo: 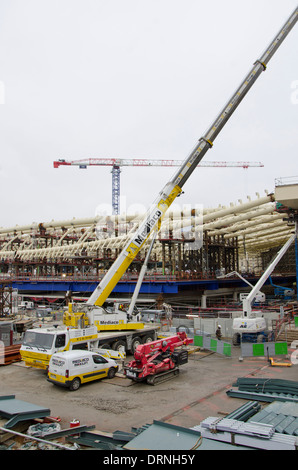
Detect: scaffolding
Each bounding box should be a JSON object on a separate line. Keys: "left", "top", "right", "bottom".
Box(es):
{"left": 0, "top": 281, "right": 13, "bottom": 317}
{"left": 0, "top": 190, "right": 296, "bottom": 279}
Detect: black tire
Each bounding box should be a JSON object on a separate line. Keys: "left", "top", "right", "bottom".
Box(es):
{"left": 142, "top": 335, "right": 154, "bottom": 344}
{"left": 112, "top": 340, "right": 126, "bottom": 352}
{"left": 69, "top": 377, "right": 81, "bottom": 391}
{"left": 232, "top": 333, "right": 240, "bottom": 346}
{"left": 130, "top": 336, "right": 142, "bottom": 353}
{"left": 107, "top": 367, "right": 116, "bottom": 379}
{"left": 101, "top": 343, "right": 112, "bottom": 350}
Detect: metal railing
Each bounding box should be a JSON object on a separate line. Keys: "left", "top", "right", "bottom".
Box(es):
{"left": 0, "top": 270, "right": 219, "bottom": 283}
{"left": 275, "top": 176, "right": 298, "bottom": 187}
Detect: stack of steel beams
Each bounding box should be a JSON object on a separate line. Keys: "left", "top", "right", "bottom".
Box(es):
{"left": 227, "top": 378, "right": 298, "bottom": 403}
{"left": 197, "top": 416, "right": 297, "bottom": 450}
{"left": 225, "top": 401, "right": 261, "bottom": 421}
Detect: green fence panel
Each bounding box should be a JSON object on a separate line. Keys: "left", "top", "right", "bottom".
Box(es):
{"left": 223, "top": 342, "right": 232, "bottom": 356}
{"left": 193, "top": 335, "right": 203, "bottom": 347}
{"left": 274, "top": 342, "right": 288, "bottom": 355}
{"left": 194, "top": 335, "right": 231, "bottom": 356}
{"left": 241, "top": 342, "right": 288, "bottom": 358}
{"left": 252, "top": 343, "right": 265, "bottom": 356}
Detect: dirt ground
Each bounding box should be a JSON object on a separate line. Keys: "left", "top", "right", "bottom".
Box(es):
{"left": 1, "top": 346, "right": 298, "bottom": 436}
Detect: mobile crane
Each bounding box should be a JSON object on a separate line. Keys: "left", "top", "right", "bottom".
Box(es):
{"left": 232, "top": 227, "right": 298, "bottom": 344}
{"left": 124, "top": 331, "right": 193, "bottom": 385}
{"left": 20, "top": 7, "right": 298, "bottom": 369}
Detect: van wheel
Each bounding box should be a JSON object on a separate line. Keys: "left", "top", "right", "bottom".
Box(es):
{"left": 69, "top": 377, "right": 81, "bottom": 391}
{"left": 107, "top": 367, "right": 116, "bottom": 379}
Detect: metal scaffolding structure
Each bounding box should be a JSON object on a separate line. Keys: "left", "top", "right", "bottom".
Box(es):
{"left": 0, "top": 189, "right": 295, "bottom": 279}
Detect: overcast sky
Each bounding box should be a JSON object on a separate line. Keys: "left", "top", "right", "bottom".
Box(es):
{"left": 0, "top": 0, "right": 297, "bottom": 228}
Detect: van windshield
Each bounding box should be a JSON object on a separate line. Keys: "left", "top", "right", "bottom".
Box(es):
{"left": 23, "top": 331, "right": 54, "bottom": 350}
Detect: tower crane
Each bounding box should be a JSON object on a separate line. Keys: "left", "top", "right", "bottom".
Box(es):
{"left": 19, "top": 6, "right": 297, "bottom": 372}
{"left": 53, "top": 158, "right": 264, "bottom": 214}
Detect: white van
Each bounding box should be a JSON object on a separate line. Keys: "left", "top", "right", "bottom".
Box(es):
{"left": 47, "top": 350, "right": 118, "bottom": 391}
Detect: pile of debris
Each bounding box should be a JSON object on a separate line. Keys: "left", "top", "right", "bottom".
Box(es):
{"left": 0, "top": 395, "right": 94, "bottom": 450}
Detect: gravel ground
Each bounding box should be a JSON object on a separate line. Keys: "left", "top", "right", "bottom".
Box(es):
{"left": 1, "top": 346, "right": 298, "bottom": 437}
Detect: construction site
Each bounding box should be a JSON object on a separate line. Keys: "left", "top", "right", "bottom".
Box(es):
{"left": 1, "top": 3, "right": 298, "bottom": 455}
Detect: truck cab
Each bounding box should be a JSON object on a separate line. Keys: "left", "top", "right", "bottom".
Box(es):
{"left": 20, "top": 325, "right": 99, "bottom": 370}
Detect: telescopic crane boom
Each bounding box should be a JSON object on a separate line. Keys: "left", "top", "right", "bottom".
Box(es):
{"left": 87, "top": 7, "right": 298, "bottom": 308}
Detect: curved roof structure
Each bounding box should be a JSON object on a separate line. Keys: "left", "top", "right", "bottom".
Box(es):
{"left": 0, "top": 189, "right": 294, "bottom": 270}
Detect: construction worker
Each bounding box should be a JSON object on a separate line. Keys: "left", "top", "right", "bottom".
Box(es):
{"left": 216, "top": 325, "right": 222, "bottom": 340}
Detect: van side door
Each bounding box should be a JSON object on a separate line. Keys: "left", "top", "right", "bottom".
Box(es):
{"left": 92, "top": 354, "right": 109, "bottom": 379}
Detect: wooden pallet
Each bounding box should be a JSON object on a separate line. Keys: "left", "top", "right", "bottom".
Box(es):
{"left": 0, "top": 344, "right": 21, "bottom": 365}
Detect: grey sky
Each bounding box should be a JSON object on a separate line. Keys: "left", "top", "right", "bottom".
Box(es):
{"left": 0, "top": 0, "right": 297, "bottom": 227}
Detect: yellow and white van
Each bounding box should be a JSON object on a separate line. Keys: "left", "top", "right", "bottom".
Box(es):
{"left": 47, "top": 350, "right": 118, "bottom": 391}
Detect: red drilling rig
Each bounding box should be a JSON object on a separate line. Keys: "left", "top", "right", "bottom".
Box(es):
{"left": 124, "top": 332, "right": 193, "bottom": 385}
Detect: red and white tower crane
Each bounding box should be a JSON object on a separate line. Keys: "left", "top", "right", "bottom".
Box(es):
{"left": 53, "top": 158, "right": 264, "bottom": 214}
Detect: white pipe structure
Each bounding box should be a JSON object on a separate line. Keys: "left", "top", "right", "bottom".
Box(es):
{"left": 0, "top": 182, "right": 291, "bottom": 282}
{"left": 202, "top": 194, "right": 274, "bottom": 223}
{"left": 239, "top": 226, "right": 293, "bottom": 242}
{"left": 202, "top": 204, "right": 276, "bottom": 231}
{"left": 0, "top": 208, "right": 214, "bottom": 236}
{"left": 221, "top": 215, "right": 286, "bottom": 239}
{"left": 0, "top": 191, "right": 293, "bottom": 266}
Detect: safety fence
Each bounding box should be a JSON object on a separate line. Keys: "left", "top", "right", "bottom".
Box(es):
{"left": 241, "top": 342, "right": 288, "bottom": 358}
{"left": 193, "top": 335, "right": 232, "bottom": 357}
